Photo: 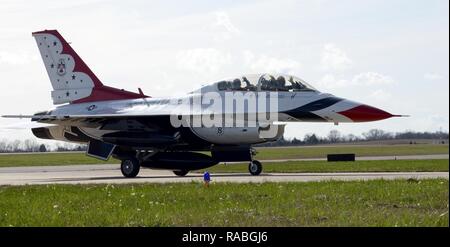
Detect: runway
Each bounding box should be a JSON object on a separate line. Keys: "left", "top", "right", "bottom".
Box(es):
{"left": 260, "top": 154, "right": 449, "bottom": 162}
{"left": 0, "top": 164, "right": 447, "bottom": 185}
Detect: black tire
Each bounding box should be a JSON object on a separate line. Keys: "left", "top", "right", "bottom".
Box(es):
{"left": 173, "top": 170, "right": 189, "bottom": 177}
{"left": 248, "top": 160, "right": 262, "bottom": 176}
{"left": 120, "top": 157, "right": 140, "bottom": 178}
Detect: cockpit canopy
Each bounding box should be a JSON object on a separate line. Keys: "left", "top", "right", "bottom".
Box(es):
{"left": 213, "top": 74, "right": 318, "bottom": 92}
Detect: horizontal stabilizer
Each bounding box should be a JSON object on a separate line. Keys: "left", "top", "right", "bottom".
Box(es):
{"left": 0, "top": 122, "right": 56, "bottom": 130}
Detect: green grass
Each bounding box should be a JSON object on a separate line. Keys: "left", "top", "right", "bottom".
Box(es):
{"left": 199, "top": 159, "right": 449, "bottom": 173}
{"left": 254, "top": 144, "right": 449, "bottom": 160}
{"left": 0, "top": 144, "right": 447, "bottom": 167}
{"left": 0, "top": 153, "right": 116, "bottom": 167}
{"left": 0, "top": 179, "right": 447, "bottom": 226}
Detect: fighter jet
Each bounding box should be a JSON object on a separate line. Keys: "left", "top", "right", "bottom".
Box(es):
{"left": 2, "top": 30, "right": 403, "bottom": 177}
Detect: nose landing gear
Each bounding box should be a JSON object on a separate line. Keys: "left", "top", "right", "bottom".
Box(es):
{"left": 248, "top": 160, "right": 262, "bottom": 176}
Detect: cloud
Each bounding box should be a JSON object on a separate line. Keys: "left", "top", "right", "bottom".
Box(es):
{"left": 369, "top": 89, "right": 392, "bottom": 101}
{"left": 318, "top": 74, "right": 349, "bottom": 89}
{"left": 0, "top": 0, "right": 448, "bottom": 141}
{"left": 318, "top": 72, "right": 394, "bottom": 89}
{"left": 321, "top": 43, "right": 353, "bottom": 71}
{"left": 211, "top": 11, "right": 240, "bottom": 41}
{"left": 424, "top": 73, "right": 443, "bottom": 80}
{"left": 175, "top": 48, "right": 232, "bottom": 74}
{"left": 243, "top": 50, "right": 301, "bottom": 74}
{"left": 213, "top": 11, "right": 240, "bottom": 35}
{"left": 353, "top": 72, "right": 394, "bottom": 85}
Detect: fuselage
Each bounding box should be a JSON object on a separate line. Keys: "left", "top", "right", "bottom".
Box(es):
{"left": 3, "top": 30, "right": 403, "bottom": 176}
{"left": 33, "top": 73, "right": 396, "bottom": 148}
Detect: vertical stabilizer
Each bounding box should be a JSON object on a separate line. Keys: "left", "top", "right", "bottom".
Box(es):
{"left": 32, "top": 30, "right": 147, "bottom": 105}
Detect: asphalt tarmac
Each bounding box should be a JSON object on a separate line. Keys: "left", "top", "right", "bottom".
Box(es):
{"left": 0, "top": 161, "right": 447, "bottom": 186}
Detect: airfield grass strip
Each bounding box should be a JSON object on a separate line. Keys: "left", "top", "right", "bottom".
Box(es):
{"left": 0, "top": 179, "right": 447, "bottom": 227}
{"left": 0, "top": 152, "right": 115, "bottom": 167}
{"left": 0, "top": 144, "right": 448, "bottom": 167}
{"left": 198, "top": 159, "right": 449, "bottom": 173}
{"left": 254, "top": 144, "right": 449, "bottom": 160}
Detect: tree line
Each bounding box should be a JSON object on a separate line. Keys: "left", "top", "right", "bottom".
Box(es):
{"left": 0, "top": 129, "right": 448, "bottom": 153}
{"left": 258, "top": 129, "right": 449, "bottom": 147}
{"left": 0, "top": 139, "right": 86, "bottom": 153}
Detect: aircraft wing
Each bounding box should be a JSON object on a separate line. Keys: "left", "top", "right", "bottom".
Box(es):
{"left": 2, "top": 114, "right": 175, "bottom": 130}
{"left": 2, "top": 111, "right": 279, "bottom": 131}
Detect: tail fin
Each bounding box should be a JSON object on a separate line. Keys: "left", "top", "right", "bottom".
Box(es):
{"left": 32, "top": 30, "right": 147, "bottom": 105}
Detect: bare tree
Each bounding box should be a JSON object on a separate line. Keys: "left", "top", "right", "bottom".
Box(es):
{"left": 343, "top": 134, "right": 358, "bottom": 142}
{"left": 0, "top": 140, "right": 6, "bottom": 153}
{"left": 24, "top": 139, "right": 40, "bottom": 152}
{"left": 327, "top": 130, "right": 341, "bottom": 143}
{"left": 362, "top": 129, "right": 393, "bottom": 141}
{"left": 9, "top": 140, "right": 21, "bottom": 152}
{"left": 304, "top": 133, "right": 320, "bottom": 145}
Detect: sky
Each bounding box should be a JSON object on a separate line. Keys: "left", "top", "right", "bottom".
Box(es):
{"left": 0, "top": 0, "right": 449, "bottom": 145}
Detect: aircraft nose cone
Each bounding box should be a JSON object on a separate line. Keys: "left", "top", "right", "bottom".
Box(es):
{"left": 337, "top": 104, "right": 394, "bottom": 122}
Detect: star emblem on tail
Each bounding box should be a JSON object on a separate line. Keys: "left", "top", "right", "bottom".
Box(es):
{"left": 57, "top": 58, "right": 66, "bottom": 76}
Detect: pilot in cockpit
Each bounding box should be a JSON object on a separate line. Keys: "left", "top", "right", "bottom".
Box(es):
{"left": 226, "top": 81, "right": 233, "bottom": 90}
{"left": 268, "top": 75, "right": 277, "bottom": 91}
{"left": 288, "top": 76, "right": 298, "bottom": 90}
{"left": 288, "top": 76, "right": 295, "bottom": 88}
{"left": 217, "top": 81, "right": 227, "bottom": 90}
{"left": 276, "top": 76, "right": 287, "bottom": 91}
{"left": 232, "top": 78, "right": 242, "bottom": 90}
{"left": 242, "top": 76, "right": 250, "bottom": 89}
{"left": 260, "top": 77, "right": 269, "bottom": 90}
{"left": 288, "top": 76, "right": 307, "bottom": 91}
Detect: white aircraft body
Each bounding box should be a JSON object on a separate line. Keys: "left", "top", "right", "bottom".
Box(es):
{"left": 2, "top": 30, "right": 403, "bottom": 177}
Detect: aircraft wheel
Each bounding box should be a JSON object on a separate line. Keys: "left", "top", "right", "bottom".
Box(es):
{"left": 248, "top": 160, "right": 262, "bottom": 176}
{"left": 120, "top": 157, "right": 140, "bottom": 178}
{"left": 173, "top": 170, "right": 189, "bottom": 177}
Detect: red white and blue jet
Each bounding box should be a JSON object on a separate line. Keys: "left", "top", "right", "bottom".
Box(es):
{"left": 2, "top": 30, "right": 403, "bottom": 177}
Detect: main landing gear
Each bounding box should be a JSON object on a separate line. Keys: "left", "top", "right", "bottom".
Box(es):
{"left": 118, "top": 150, "right": 157, "bottom": 178}
{"left": 173, "top": 170, "right": 189, "bottom": 177}
{"left": 120, "top": 157, "right": 141, "bottom": 178}
{"left": 117, "top": 148, "right": 262, "bottom": 178}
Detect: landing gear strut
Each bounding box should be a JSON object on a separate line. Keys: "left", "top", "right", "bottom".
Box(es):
{"left": 248, "top": 160, "right": 262, "bottom": 176}
{"left": 120, "top": 157, "right": 141, "bottom": 178}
